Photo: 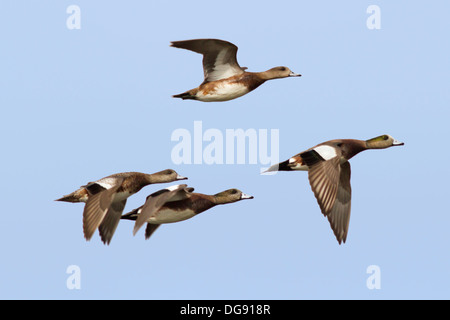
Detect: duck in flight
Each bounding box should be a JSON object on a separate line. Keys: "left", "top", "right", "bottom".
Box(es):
{"left": 171, "top": 38, "right": 301, "bottom": 102}
{"left": 121, "top": 185, "right": 254, "bottom": 240}
{"left": 56, "top": 170, "right": 187, "bottom": 244}
{"left": 265, "top": 135, "right": 404, "bottom": 244}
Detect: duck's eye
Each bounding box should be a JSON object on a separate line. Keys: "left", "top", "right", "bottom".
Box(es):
{"left": 383, "top": 135, "right": 389, "bottom": 140}
{"left": 230, "top": 189, "right": 238, "bottom": 194}
{"left": 280, "top": 67, "right": 286, "bottom": 71}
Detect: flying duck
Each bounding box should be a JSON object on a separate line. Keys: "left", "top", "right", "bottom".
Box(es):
{"left": 56, "top": 169, "right": 187, "bottom": 244}
{"left": 171, "top": 38, "right": 301, "bottom": 102}
{"left": 265, "top": 135, "right": 404, "bottom": 244}
{"left": 121, "top": 185, "right": 254, "bottom": 240}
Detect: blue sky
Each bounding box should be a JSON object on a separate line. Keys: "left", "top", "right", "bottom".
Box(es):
{"left": 0, "top": 0, "right": 449, "bottom": 299}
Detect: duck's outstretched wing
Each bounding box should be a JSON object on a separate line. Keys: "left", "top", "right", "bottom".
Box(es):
{"left": 145, "top": 224, "right": 161, "bottom": 240}
{"left": 303, "top": 147, "right": 341, "bottom": 216}
{"left": 326, "top": 161, "right": 352, "bottom": 244}
{"left": 82, "top": 178, "right": 123, "bottom": 241}
{"left": 304, "top": 147, "right": 352, "bottom": 245}
{"left": 171, "top": 39, "right": 244, "bottom": 83}
{"left": 99, "top": 199, "right": 128, "bottom": 245}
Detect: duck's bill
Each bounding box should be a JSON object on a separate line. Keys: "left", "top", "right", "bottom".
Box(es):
{"left": 176, "top": 175, "right": 188, "bottom": 180}
{"left": 393, "top": 139, "right": 405, "bottom": 146}
{"left": 240, "top": 193, "right": 254, "bottom": 200}
{"left": 289, "top": 72, "right": 302, "bottom": 77}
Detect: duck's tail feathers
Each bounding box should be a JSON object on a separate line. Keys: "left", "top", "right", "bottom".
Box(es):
{"left": 55, "top": 188, "right": 88, "bottom": 203}
{"left": 263, "top": 160, "right": 292, "bottom": 173}
{"left": 172, "top": 91, "right": 197, "bottom": 100}
{"left": 121, "top": 209, "right": 140, "bottom": 221}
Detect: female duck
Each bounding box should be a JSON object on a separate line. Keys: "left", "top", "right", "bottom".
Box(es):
{"left": 56, "top": 169, "right": 187, "bottom": 244}
{"left": 171, "top": 38, "right": 301, "bottom": 102}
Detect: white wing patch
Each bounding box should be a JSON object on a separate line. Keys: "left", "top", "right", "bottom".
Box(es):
{"left": 166, "top": 184, "right": 183, "bottom": 192}
{"left": 215, "top": 50, "right": 228, "bottom": 65}
{"left": 206, "top": 50, "right": 243, "bottom": 82}
{"left": 209, "top": 64, "right": 239, "bottom": 82}
{"left": 95, "top": 177, "right": 120, "bottom": 189}
{"left": 313, "top": 145, "right": 337, "bottom": 161}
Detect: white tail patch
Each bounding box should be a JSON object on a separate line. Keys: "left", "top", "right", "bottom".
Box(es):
{"left": 313, "top": 145, "right": 337, "bottom": 161}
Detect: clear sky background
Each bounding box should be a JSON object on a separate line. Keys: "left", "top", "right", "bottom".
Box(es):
{"left": 0, "top": 1, "right": 449, "bottom": 299}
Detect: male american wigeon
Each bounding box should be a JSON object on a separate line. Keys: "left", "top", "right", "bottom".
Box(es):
{"left": 265, "top": 135, "right": 404, "bottom": 244}
{"left": 121, "top": 185, "right": 254, "bottom": 240}
{"left": 171, "top": 38, "right": 301, "bottom": 102}
{"left": 56, "top": 169, "right": 187, "bottom": 244}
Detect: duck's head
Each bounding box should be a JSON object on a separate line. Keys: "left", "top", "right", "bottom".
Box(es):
{"left": 263, "top": 66, "right": 301, "bottom": 80}
{"left": 214, "top": 189, "right": 254, "bottom": 204}
{"left": 149, "top": 169, "right": 188, "bottom": 183}
{"left": 366, "top": 134, "right": 404, "bottom": 149}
